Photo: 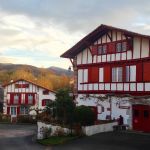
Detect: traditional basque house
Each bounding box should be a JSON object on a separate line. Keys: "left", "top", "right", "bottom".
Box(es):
{"left": 3, "top": 79, "right": 55, "bottom": 121}
{"left": 61, "top": 24, "right": 150, "bottom": 132}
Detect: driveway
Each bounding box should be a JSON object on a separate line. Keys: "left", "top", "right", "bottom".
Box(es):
{"left": 0, "top": 124, "right": 150, "bottom": 150}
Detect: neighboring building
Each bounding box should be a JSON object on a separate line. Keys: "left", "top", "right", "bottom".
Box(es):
{"left": 61, "top": 24, "right": 150, "bottom": 132}
{"left": 3, "top": 79, "right": 55, "bottom": 120}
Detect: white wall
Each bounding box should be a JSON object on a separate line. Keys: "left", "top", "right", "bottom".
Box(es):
{"left": 76, "top": 94, "right": 132, "bottom": 127}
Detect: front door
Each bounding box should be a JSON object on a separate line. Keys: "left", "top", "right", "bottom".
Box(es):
{"left": 132, "top": 105, "right": 150, "bottom": 132}
{"left": 10, "top": 107, "right": 17, "bottom": 123}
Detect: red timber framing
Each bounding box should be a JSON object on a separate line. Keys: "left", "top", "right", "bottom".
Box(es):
{"left": 61, "top": 24, "right": 150, "bottom": 96}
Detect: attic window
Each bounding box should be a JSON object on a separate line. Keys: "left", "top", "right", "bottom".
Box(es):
{"left": 15, "top": 84, "right": 29, "bottom": 88}
{"left": 43, "top": 90, "right": 49, "bottom": 95}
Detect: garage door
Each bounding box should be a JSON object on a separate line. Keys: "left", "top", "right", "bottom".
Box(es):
{"left": 132, "top": 105, "right": 150, "bottom": 132}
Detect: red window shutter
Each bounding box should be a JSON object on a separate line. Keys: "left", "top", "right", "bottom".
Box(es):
{"left": 7, "top": 107, "right": 10, "bottom": 115}
{"left": 104, "top": 66, "right": 111, "bottom": 82}
{"left": 10, "top": 94, "right": 14, "bottom": 105}
{"left": 88, "top": 67, "right": 99, "bottom": 83}
{"left": 17, "top": 107, "right": 20, "bottom": 115}
{"left": 33, "top": 94, "right": 35, "bottom": 105}
{"left": 107, "top": 43, "right": 115, "bottom": 53}
{"left": 91, "top": 45, "right": 97, "bottom": 55}
{"left": 42, "top": 99, "right": 45, "bottom": 106}
{"left": 25, "top": 94, "right": 28, "bottom": 105}
{"left": 19, "top": 94, "right": 21, "bottom": 105}
{"left": 136, "top": 63, "right": 143, "bottom": 82}
{"left": 143, "top": 61, "right": 150, "bottom": 81}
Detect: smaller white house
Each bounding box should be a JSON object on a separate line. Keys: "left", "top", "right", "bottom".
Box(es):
{"left": 3, "top": 79, "right": 55, "bottom": 120}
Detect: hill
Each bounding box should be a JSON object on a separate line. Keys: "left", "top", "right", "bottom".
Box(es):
{"left": 0, "top": 63, "right": 73, "bottom": 90}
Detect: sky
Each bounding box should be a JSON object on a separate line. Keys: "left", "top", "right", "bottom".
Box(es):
{"left": 0, "top": 0, "right": 150, "bottom": 69}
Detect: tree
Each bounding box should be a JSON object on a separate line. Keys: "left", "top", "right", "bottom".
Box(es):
{"left": 74, "top": 106, "right": 96, "bottom": 126}
{"left": 48, "top": 88, "right": 75, "bottom": 125}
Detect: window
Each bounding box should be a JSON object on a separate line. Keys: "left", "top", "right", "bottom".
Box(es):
{"left": 15, "top": 84, "right": 29, "bottom": 88}
{"left": 98, "top": 45, "right": 107, "bottom": 55}
{"left": 99, "top": 68, "right": 104, "bottom": 82}
{"left": 28, "top": 94, "right": 33, "bottom": 104}
{"left": 112, "top": 67, "right": 123, "bottom": 82}
{"left": 126, "top": 65, "right": 136, "bottom": 82}
{"left": 43, "top": 90, "right": 49, "bottom": 95}
{"left": 11, "top": 107, "right": 16, "bottom": 115}
{"left": 42, "top": 99, "right": 52, "bottom": 106}
{"left": 116, "top": 41, "right": 127, "bottom": 52}
{"left": 14, "top": 94, "right": 19, "bottom": 104}
{"left": 122, "top": 42, "right": 127, "bottom": 52}
{"left": 116, "top": 43, "right": 122, "bottom": 52}
{"left": 20, "top": 106, "right": 29, "bottom": 115}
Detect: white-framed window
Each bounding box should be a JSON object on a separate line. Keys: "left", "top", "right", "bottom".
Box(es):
{"left": 126, "top": 65, "right": 136, "bottom": 82}
{"left": 122, "top": 41, "right": 127, "bottom": 52}
{"left": 112, "top": 67, "right": 123, "bottom": 82}
{"left": 99, "top": 68, "right": 104, "bottom": 82}
{"left": 14, "top": 94, "right": 19, "bottom": 104}
{"left": 20, "top": 106, "right": 29, "bottom": 115}
{"left": 11, "top": 107, "right": 16, "bottom": 115}
{"left": 28, "top": 94, "right": 33, "bottom": 104}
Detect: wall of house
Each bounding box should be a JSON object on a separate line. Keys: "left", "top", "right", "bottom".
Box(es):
{"left": 76, "top": 32, "right": 150, "bottom": 65}
{"left": 3, "top": 80, "right": 55, "bottom": 116}
{"left": 76, "top": 94, "right": 132, "bottom": 127}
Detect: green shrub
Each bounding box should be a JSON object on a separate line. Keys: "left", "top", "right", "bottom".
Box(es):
{"left": 74, "top": 106, "right": 96, "bottom": 126}
{"left": 17, "top": 115, "right": 36, "bottom": 124}
{"left": 0, "top": 114, "right": 11, "bottom": 123}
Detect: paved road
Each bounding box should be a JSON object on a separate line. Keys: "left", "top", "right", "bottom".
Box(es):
{"left": 52, "top": 132, "right": 150, "bottom": 150}
{"left": 0, "top": 124, "right": 150, "bottom": 150}
{"left": 0, "top": 124, "right": 47, "bottom": 150}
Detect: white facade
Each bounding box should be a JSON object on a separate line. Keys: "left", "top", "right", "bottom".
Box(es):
{"left": 3, "top": 79, "right": 55, "bottom": 117}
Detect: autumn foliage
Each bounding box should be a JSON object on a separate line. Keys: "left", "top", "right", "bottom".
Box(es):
{"left": 0, "top": 67, "right": 72, "bottom": 90}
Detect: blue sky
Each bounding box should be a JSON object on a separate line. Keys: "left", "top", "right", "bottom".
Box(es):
{"left": 0, "top": 0, "right": 150, "bottom": 69}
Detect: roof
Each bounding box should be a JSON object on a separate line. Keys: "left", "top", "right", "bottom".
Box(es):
{"left": 61, "top": 24, "right": 150, "bottom": 58}
{"left": 2, "top": 78, "right": 55, "bottom": 93}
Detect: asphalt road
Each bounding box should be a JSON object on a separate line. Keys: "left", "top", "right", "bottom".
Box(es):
{"left": 53, "top": 132, "right": 150, "bottom": 150}
{"left": 0, "top": 124, "right": 47, "bottom": 150}
{"left": 0, "top": 124, "right": 150, "bottom": 150}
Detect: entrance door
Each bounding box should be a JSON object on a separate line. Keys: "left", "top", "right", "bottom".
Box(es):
{"left": 132, "top": 105, "right": 150, "bottom": 132}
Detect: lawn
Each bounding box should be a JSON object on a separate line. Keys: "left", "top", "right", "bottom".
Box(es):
{"left": 37, "top": 136, "right": 79, "bottom": 145}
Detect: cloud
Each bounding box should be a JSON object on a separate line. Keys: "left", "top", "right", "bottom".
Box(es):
{"left": 0, "top": 0, "right": 150, "bottom": 69}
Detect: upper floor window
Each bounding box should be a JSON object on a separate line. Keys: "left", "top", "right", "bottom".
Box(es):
{"left": 126, "top": 65, "right": 136, "bottom": 82}
{"left": 43, "top": 90, "right": 49, "bottom": 95}
{"left": 14, "top": 94, "right": 19, "bottom": 104}
{"left": 98, "top": 45, "right": 107, "bottom": 55}
{"left": 28, "top": 94, "right": 33, "bottom": 104}
{"left": 116, "top": 41, "right": 127, "bottom": 53}
{"left": 112, "top": 67, "right": 123, "bottom": 82}
{"left": 15, "top": 84, "right": 29, "bottom": 88}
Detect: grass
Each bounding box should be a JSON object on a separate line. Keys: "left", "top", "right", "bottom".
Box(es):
{"left": 37, "top": 136, "right": 79, "bottom": 145}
